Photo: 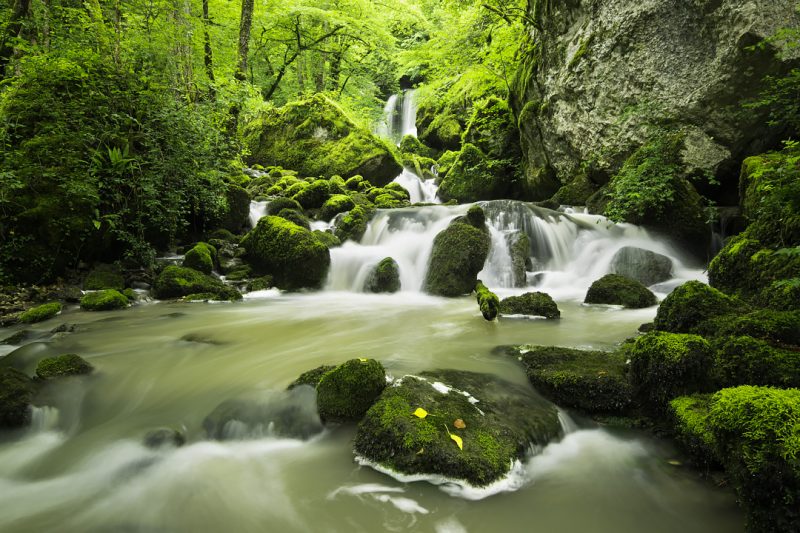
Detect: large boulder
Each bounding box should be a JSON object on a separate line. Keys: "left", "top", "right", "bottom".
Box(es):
{"left": 654, "top": 280, "right": 744, "bottom": 334}
{"left": 80, "top": 289, "right": 130, "bottom": 311}
{"left": 512, "top": 0, "right": 800, "bottom": 200}
{"left": 182, "top": 242, "right": 217, "bottom": 274}
{"left": 153, "top": 266, "right": 241, "bottom": 301}
{"left": 354, "top": 370, "right": 561, "bottom": 487}
{"left": 584, "top": 274, "right": 657, "bottom": 308}
{"left": 240, "top": 216, "right": 330, "bottom": 290}
{"left": 609, "top": 247, "right": 673, "bottom": 286}
{"left": 316, "top": 359, "right": 387, "bottom": 423}
{"left": 424, "top": 208, "right": 491, "bottom": 296}
{"left": 364, "top": 258, "right": 401, "bottom": 293}
{"left": 245, "top": 94, "right": 402, "bottom": 186}
{"left": 499, "top": 292, "right": 560, "bottom": 319}
{"left": 437, "top": 144, "right": 511, "bottom": 203}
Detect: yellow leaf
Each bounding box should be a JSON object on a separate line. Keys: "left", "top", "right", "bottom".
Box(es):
{"left": 359, "top": 358, "right": 368, "bottom": 362}
{"left": 450, "top": 433, "right": 463, "bottom": 451}
{"left": 413, "top": 408, "right": 428, "bottom": 419}
{"left": 453, "top": 419, "right": 466, "bottom": 429}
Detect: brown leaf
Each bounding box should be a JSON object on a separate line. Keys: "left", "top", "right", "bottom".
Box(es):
{"left": 453, "top": 419, "right": 466, "bottom": 429}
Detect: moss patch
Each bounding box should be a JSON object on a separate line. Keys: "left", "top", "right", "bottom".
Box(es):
{"left": 500, "top": 292, "right": 560, "bottom": 319}
{"left": 584, "top": 274, "right": 656, "bottom": 308}
{"left": 80, "top": 289, "right": 130, "bottom": 311}
{"left": 316, "top": 358, "right": 386, "bottom": 422}
{"left": 424, "top": 214, "right": 491, "bottom": 297}
{"left": 35, "top": 353, "right": 93, "bottom": 380}
{"left": 365, "top": 257, "right": 401, "bottom": 293}
{"left": 20, "top": 302, "right": 62, "bottom": 324}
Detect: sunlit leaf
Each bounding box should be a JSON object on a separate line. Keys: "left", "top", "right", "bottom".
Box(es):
{"left": 454, "top": 419, "right": 466, "bottom": 429}
{"left": 450, "top": 433, "right": 463, "bottom": 450}
{"left": 413, "top": 407, "right": 428, "bottom": 419}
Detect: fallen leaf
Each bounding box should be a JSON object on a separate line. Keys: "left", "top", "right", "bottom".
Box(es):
{"left": 413, "top": 407, "right": 428, "bottom": 419}
{"left": 450, "top": 433, "right": 463, "bottom": 450}
{"left": 359, "top": 358, "right": 368, "bottom": 362}
{"left": 454, "top": 419, "right": 466, "bottom": 429}
{"left": 416, "top": 448, "right": 424, "bottom": 455}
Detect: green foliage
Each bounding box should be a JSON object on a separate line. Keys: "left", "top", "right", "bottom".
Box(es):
{"left": 583, "top": 274, "right": 657, "bottom": 309}
{"left": 474, "top": 281, "right": 500, "bottom": 320}
{"left": 35, "top": 353, "right": 93, "bottom": 380}
{"left": 80, "top": 289, "right": 130, "bottom": 311}
{"left": 499, "top": 291, "right": 560, "bottom": 319}
{"left": 84, "top": 265, "right": 125, "bottom": 291}
{"left": 316, "top": 358, "right": 386, "bottom": 422}
{"left": 19, "top": 302, "right": 62, "bottom": 324}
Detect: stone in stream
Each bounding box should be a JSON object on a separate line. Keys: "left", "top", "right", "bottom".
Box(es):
{"left": 499, "top": 292, "right": 560, "bottom": 319}
{"left": 474, "top": 281, "right": 499, "bottom": 321}
{"left": 584, "top": 274, "right": 657, "bottom": 309}
{"left": 35, "top": 353, "right": 93, "bottom": 380}
{"left": 316, "top": 359, "right": 387, "bottom": 423}
{"left": 0, "top": 367, "right": 36, "bottom": 428}
{"left": 354, "top": 370, "right": 561, "bottom": 487}
{"left": 143, "top": 427, "right": 186, "bottom": 449}
{"left": 609, "top": 246, "right": 673, "bottom": 287}
{"left": 364, "top": 258, "right": 401, "bottom": 294}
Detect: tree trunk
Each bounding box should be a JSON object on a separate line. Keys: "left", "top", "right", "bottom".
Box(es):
{"left": 0, "top": 0, "right": 32, "bottom": 77}
{"left": 236, "top": 0, "right": 254, "bottom": 81}
{"left": 202, "top": 0, "right": 216, "bottom": 99}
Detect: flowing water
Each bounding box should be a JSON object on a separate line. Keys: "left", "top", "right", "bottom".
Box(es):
{"left": 0, "top": 201, "right": 743, "bottom": 532}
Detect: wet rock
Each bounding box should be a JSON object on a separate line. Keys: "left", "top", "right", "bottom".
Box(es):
{"left": 474, "top": 281, "right": 499, "bottom": 321}
{"left": 609, "top": 247, "right": 673, "bottom": 286}
{"left": 287, "top": 365, "right": 336, "bottom": 390}
{"left": 354, "top": 369, "right": 561, "bottom": 487}
{"left": 317, "top": 358, "right": 386, "bottom": 423}
{"left": 364, "top": 258, "right": 401, "bottom": 294}
{"left": 80, "top": 289, "right": 130, "bottom": 311}
{"left": 584, "top": 274, "right": 657, "bottom": 309}
{"left": 35, "top": 353, "right": 94, "bottom": 380}
{"left": 143, "top": 427, "right": 186, "bottom": 449}
{"left": 0, "top": 367, "right": 35, "bottom": 428}
{"left": 500, "top": 292, "right": 560, "bottom": 319}
{"left": 1, "top": 330, "right": 32, "bottom": 345}
{"left": 153, "top": 266, "right": 241, "bottom": 301}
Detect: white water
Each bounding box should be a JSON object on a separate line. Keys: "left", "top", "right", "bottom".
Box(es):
{"left": 327, "top": 200, "right": 704, "bottom": 298}
{"left": 248, "top": 200, "right": 269, "bottom": 228}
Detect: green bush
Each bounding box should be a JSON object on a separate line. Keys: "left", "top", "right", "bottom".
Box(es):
{"left": 84, "top": 264, "right": 125, "bottom": 290}
{"left": 316, "top": 358, "right": 386, "bottom": 422}
{"left": 80, "top": 289, "right": 130, "bottom": 311}
{"left": 35, "top": 353, "right": 94, "bottom": 380}
{"left": 584, "top": 274, "right": 656, "bottom": 309}
{"left": 19, "top": 302, "right": 62, "bottom": 324}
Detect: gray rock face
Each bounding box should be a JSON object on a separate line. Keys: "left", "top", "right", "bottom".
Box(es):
{"left": 610, "top": 246, "right": 673, "bottom": 286}
{"left": 514, "top": 0, "right": 800, "bottom": 199}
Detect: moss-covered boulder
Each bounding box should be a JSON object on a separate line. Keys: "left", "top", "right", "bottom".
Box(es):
{"left": 220, "top": 183, "right": 250, "bottom": 232}
{"left": 584, "top": 274, "right": 657, "bottom": 308}
{"left": 0, "top": 367, "right": 35, "bottom": 428}
{"left": 275, "top": 208, "right": 311, "bottom": 230}
{"left": 629, "top": 331, "right": 713, "bottom": 412}
{"left": 653, "top": 280, "right": 744, "bottom": 334}
{"left": 354, "top": 370, "right": 561, "bottom": 487}
{"left": 154, "top": 266, "right": 241, "bottom": 301}
{"left": 182, "top": 242, "right": 217, "bottom": 274}
{"left": 509, "top": 233, "right": 530, "bottom": 288}
{"left": 265, "top": 197, "right": 303, "bottom": 216}
{"left": 80, "top": 289, "right": 130, "bottom": 311}
{"left": 84, "top": 264, "right": 125, "bottom": 291}
{"left": 19, "top": 302, "right": 62, "bottom": 324}
{"left": 713, "top": 336, "right": 800, "bottom": 389}
{"left": 292, "top": 179, "right": 330, "bottom": 209}
{"left": 437, "top": 144, "right": 510, "bottom": 203}
{"left": 669, "top": 394, "right": 718, "bottom": 468}
{"left": 399, "top": 134, "right": 436, "bottom": 159}
{"left": 319, "top": 194, "right": 356, "bottom": 221}
{"left": 503, "top": 345, "right": 632, "bottom": 413}
{"left": 474, "top": 281, "right": 499, "bottom": 321}
{"left": 706, "top": 309, "right": 800, "bottom": 347}
{"left": 672, "top": 387, "right": 800, "bottom": 532}
{"left": 240, "top": 216, "right": 330, "bottom": 290}
{"left": 35, "top": 353, "right": 93, "bottom": 380}
{"left": 316, "top": 358, "right": 386, "bottom": 422}
{"left": 609, "top": 247, "right": 673, "bottom": 286}
{"left": 334, "top": 205, "right": 373, "bottom": 243}
{"left": 424, "top": 212, "right": 491, "bottom": 297}
{"left": 312, "top": 230, "right": 341, "bottom": 249}
{"left": 245, "top": 94, "right": 402, "bottom": 186}
{"left": 364, "top": 257, "right": 401, "bottom": 293}
{"left": 499, "top": 292, "right": 560, "bottom": 319}
{"left": 287, "top": 365, "right": 336, "bottom": 390}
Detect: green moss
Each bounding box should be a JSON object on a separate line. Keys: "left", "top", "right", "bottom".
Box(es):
{"left": 265, "top": 197, "right": 302, "bottom": 216}
{"left": 20, "top": 302, "right": 62, "bottom": 324}
{"left": 436, "top": 150, "right": 459, "bottom": 180}
{"left": 246, "top": 276, "right": 273, "bottom": 292}
{"left": 292, "top": 179, "right": 330, "bottom": 209}
{"left": 319, "top": 194, "right": 356, "bottom": 221}
{"left": 509, "top": 233, "right": 530, "bottom": 287}
{"left": 705, "top": 309, "right": 800, "bottom": 346}
{"left": 713, "top": 336, "right": 800, "bottom": 388}
{"left": 461, "top": 96, "right": 521, "bottom": 162}
{"left": 437, "top": 144, "right": 510, "bottom": 203}
{"left": 365, "top": 257, "right": 401, "bottom": 293}
{"left": 499, "top": 292, "right": 560, "bottom": 319}
{"left": 654, "top": 280, "right": 745, "bottom": 334}
{"left": 240, "top": 216, "right": 330, "bottom": 290}
{"left": 80, "top": 289, "right": 130, "bottom": 311}
{"left": 399, "top": 135, "right": 436, "bottom": 159}
{"left": 84, "top": 264, "right": 125, "bottom": 291}
{"left": 707, "top": 386, "right": 800, "bottom": 532}
{"left": 182, "top": 242, "right": 217, "bottom": 274}
{"left": 284, "top": 181, "right": 308, "bottom": 198}
{"left": 474, "top": 281, "right": 500, "bottom": 320}
{"left": 507, "top": 345, "right": 632, "bottom": 413}
{"left": 312, "top": 230, "right": 341, "bottom": 249}
{"left": 629, "top": 331, "right": 714, "bottom": 412}
{"left": 344, "top": 175, "right": 365, "bottom": 190}
{"left": 154, "top": 266, "right": 241, "bottom": 300}
{"left": 316, "top": 358, "right": 387, "bottom": 422}
{"left": 287, "top": 365, "right": 336, "bottom": 390}
{"left": 0, "top": 367, "right": 35, "bottom": 428}
{"left": 552, "top": 172, "right": 597, "bottom": 205}
{"left": 204, "top": 228, "right": 240, "bottom": 244}
{"left": 35, "top": 353, "right": 93, "bottom": 380}
{"left": 424, "top": 217, "right": 491, "bottom": 296}
{"left": 275, "top": 208, "right": 310, "bottom": 230}
{"left": 219, "top": 183, "right": 250, "bottom": 232}
{"left": 122, "top": 288, "right": 136, "bottom": 301}
{"left": 334, "top": 205, "right": 373, "bottom": 243}
{"left": 584, "top": 274, "right": 657, "bottom": 308}
{"left": 669, "top": 394, "right": 717, "bottom": 466}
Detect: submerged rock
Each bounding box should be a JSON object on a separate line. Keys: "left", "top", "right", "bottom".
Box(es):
{"left": 143, "top": 427, "right": 186, "bottom": 449}
{"left": 316, "top": 359, "right": 386, "bottom": 423}
{"left": 584, "top": 274, "right": 657, "bottom": 309}
{"left": 35, "top": 353, "right": 93, "bottom": 380}
{"left": 0, "top": 367, "right": 35, "bottom": 428}
{"left": 354, "top": 370, "right": 561, "bottom": 487}
{"left": 609, "top": 247, "right": 673, "bottom": 287}
{"left": 287, "top": 365, "right": 336, "bottom": 390}
{"left": 364, "top": 258, "right": 401, "bottom": 294}
{"left": 500, "top": 292, "right": 560, "bottom": 319}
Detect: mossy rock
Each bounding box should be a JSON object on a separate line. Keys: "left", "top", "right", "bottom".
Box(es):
{"left": 316, "top": 358, "right": 387, "bottom": 422}
{"left": 20, "top": 302, "right": 62, "bottom": 324}
{"left": 1, "top": 330, "right": 32, "bottom": 345}
{"left": 436, "top": 150, "right": 459, "bottom": 180}
{"left": 499, "top": 292, "right": 560, "bottom": 319}
{"left": 399, "top": 134, "right": 436, "bottom": 159}
{"left": 284, "top": 181, "right": 308, "bottom": 198}
{"left": 703, "top": 309, "right": 800, "bottom": 346}
{"left": 240, "top": 216, "right": 330, "bottom": 290}
{"left": 287, "top": 365, "right": 336, "bottom": 390}
{"left": 474, "top": 281, "right": 499, "bottom": 321}
{"left": 265, "top": 197, "right": 303, "bottom": 216}
{"left": 292, "top": 179, "right": 330, "bottom": 209}
{"left": 653, "top": 280, "right": 744, "bottom": 334}
{"left": 629, "top": 331, "right": 713, "bottom": 412}
{"left": 182, "top": 242, "right": 217, "bottom": 274}
{"left": 0, "top": 367, "right": 35, "bottom": 428}
{"left": 344, "top": 175, "right": 365, "bottom": 191}
{"left": 354, "top": 370, "right": 561, "bottom": 487}
{"left": 312, "top": 230, "right": 341, "bottom": 249}
{"left": 552, "top": 172, "right": 597, "bottom": 206}
{"left": 246, "top": 276, "right": 273, "bottom": 292}
{"left": 365, "top": 257, "right": 401, "bottom": 293}
{"left": 461, "top": 96, "right": 521, "bottom": 162}
{"left": 669, "top": 394, "right": 718, "bottom": 468}
{"left": 713, "top": 336, "right": 800, "bottom": 388}
{"left": 35, "top": 353, "right": 93, "bottom": 380}
{"left": 80, "top": 289, "right": 130, "bottom": 311}
{"left": 319, "top": 194, "right": 356, "bottom": 221}
{"left": 609, "top": 246, "right": 673, "bottom": 287}
{"left": 437, "top": 144, "right": 510, "bottom": 203}
{"left": 334, "top": 205, "right": 373, "bottom": 243}
{"left": 84, "top": 264, "right": 125, "bottom": 291}
{"left": 424, "top": 214, "right": 491, "bottom": 297}
{"left": 275, "top": 208, "right": 311, "bottom": 230}
{"left": 220, "top": 183, "right": 251, "bottom": 232}
{"left": 154, "top": 266, "right": 241, "bottom": 301}
{"left": 508, "top": 233, "right": 530, "bottom": 288}
{"left": 584, "top": 274, "right": 656, "bottom": 308}
{"left": 204, "top": 228, "right": 240, "bottom": 244}
{"left": 245, "top": 94, "right": 402, "bottom": 186}
{"left": 503, "top": 345, "right": 632, "bottom": 413}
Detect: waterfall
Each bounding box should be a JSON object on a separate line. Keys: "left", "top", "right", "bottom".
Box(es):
{"left": 375, "top": 90, "right": 439, "bottom": 204}
{"left": 249, "top": 200, "right": 269, "bottom": 228}
{"left": 327, "top": 200, "right": 702, "bottom": 298}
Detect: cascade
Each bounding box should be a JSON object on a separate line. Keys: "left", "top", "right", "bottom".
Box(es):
{"left": 249, "top": 200, "right": 269, "bottom": 228}
{"left": 376, "top": 90, "right": 439, "bottom": 204}
{"left": 327, "top": 200, "right": 702, "bottom": 298}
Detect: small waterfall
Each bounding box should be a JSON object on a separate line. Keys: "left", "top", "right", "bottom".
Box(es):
{"left": 29, "top": 406, "right": 60, "bottom": 432}
{"left": 249, "top": 200, "right": 269, "bottom": 228}
{"left": 394, "top": 169, "right": 439, "bottom": 204}
{"left": 401, "top": 90, "right": 418, "bottom": 138}
{"left": 376, "top": 94, "right": 401, "bottom": 142}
